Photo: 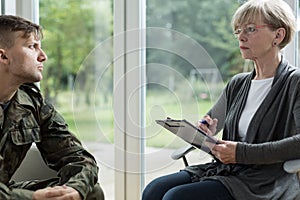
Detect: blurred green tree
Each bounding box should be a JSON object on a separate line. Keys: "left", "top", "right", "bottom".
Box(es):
{"left": 39, "top": 0, "right": 113, "bottom": 104}
{"left": 146, "top": 0, "right": 244, "bottom": 81}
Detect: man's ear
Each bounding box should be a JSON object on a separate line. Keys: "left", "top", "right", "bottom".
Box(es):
{"left": 0, "top": 49, "right": 9, "bottom": 64}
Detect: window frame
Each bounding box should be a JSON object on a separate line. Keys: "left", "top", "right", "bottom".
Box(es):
{"left": 114, "top": 0, "right": 146, "bottom": 199}
{"left": 284, "top": 0, "right": 299, "bottom": 67}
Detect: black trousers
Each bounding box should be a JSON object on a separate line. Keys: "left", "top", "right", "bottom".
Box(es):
{"left": 142, "top": 171, "right": 234, "bottom": 200}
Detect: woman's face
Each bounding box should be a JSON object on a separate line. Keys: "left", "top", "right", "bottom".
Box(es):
{"left": 235, "top": 19, "right": 277, "bottom": 61}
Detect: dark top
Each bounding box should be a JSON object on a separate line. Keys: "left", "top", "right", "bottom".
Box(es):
{"left": 185, "top": 57, "right": 300, "bottom": 200}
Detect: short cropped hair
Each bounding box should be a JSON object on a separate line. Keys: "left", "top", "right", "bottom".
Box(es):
{"left": 0, "top": 15, "right": 43, "bottom": 48}
{"left": 232, "top": 0, "right": 296, "bottom": 49}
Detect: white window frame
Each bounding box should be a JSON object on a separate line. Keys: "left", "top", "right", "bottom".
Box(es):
{"left": 284, "top": 0, "right": 299, "bottom": 67}
{"left": 1, "top": 0, "right": 16, "bottom": 15}
{"left": 2, "top": 0, "right": 38, "bottom": 22}
{"left": 114, "top": 0, "right": 146, "bottom": 199}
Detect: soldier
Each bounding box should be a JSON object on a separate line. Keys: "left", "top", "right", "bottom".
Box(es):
{"left": 0, "top": 15, "right": 104, "bottom": 200}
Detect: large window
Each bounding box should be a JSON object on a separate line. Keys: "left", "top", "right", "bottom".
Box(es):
{"left": 144, "top": 0, "right": 240, "bottom": 189}
{"left": 39, "top": 0, "right": 115, "bottom": 199}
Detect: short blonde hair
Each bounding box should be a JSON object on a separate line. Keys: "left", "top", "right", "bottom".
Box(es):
{"left": 232, "top": 0, "right": 296, "bottom": 49}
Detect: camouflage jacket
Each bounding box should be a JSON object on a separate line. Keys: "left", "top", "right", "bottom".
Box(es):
{"left": 0, "top": 83, "right": 98, "bottom": 199}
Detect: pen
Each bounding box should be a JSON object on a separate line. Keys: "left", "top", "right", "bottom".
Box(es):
{"left": 200, "top": 119, "right": 208, "bottom": 125}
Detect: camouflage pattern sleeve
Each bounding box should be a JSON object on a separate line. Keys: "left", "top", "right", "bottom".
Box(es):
{"left": 35, "top": 99, "right": 99, "bottom": 199}
{"left": 0, "top": 182, "right": 33, "bottom": 200}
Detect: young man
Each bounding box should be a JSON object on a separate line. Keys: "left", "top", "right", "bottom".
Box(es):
{"left": 0, "top": 15, "right": 104, "bottom": 200}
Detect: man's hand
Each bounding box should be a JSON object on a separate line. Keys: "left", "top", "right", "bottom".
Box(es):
{"left": 211, "top": 140, "right": 237, "bottom": 164}
{"left": 32, "top": 185, "right": 81, "bottom": 200}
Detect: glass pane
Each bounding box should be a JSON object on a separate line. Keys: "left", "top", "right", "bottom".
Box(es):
{"left": 39, "top": 0, "right": 114, "bottom": 199}
{"left": 145, "top": 0, "right": 241, "bottom": 186}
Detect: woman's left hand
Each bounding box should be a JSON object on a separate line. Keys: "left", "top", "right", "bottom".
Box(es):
{"left": 211, "top": 140, "right": 237, "bottom": 164}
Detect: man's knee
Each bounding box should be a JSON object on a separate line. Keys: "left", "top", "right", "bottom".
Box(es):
{"left": 86, "top": 183, "right": 105, "bottom": 200}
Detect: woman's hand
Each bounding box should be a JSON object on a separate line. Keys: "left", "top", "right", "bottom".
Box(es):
{"left": 32, "top": 185, "right": 82, "bottom": 200}
{"left": 197, "top": 115, "right": 218, "bottom": 136}
{"left": 211, "top": 140, "right": 237, "bottom": 164}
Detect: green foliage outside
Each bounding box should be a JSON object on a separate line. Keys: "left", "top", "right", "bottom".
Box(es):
{"left": 39, "top": 0, "right": 113, "bottom": 102}
{"left": 59, "top": 89, "right": 216, "bottom": 149}
{"left": 38, "top": 0, "right": 244, "bottom": 148}
{"left": 146, "top": 0, "right": 244, "bottom": 81}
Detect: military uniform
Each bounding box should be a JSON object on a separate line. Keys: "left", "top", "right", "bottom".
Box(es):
{"left": 0, "top": 83, "right": 104, "bottom": 199}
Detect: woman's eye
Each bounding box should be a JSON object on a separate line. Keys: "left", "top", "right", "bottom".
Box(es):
{"left": 247, "top": 26, "right": 256, "bottom": 33}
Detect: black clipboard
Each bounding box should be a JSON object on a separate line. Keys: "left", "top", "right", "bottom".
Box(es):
{"left": 156, "top": 118, "right": 219, "bottom": 154}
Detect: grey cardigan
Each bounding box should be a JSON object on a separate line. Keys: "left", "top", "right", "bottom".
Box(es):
{"left": 185, "top": 57, "right": 300, "bottom": 200}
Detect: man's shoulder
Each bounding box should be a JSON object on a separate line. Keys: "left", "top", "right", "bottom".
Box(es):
{"left": 18, "top": 83, "right": 44, "bottom": 107}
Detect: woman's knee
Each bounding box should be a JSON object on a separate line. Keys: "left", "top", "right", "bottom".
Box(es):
{"left": 142, "top": 171, "right": 192, "bottom": 200}
{"left": 162, "top": 186, "right": 186, "bottom": 200}
{"left": 142, "top": 177, "right": 166, "bottom": 200}
{"left": 162, "top": 180, "right": 234, "bottom": 200}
